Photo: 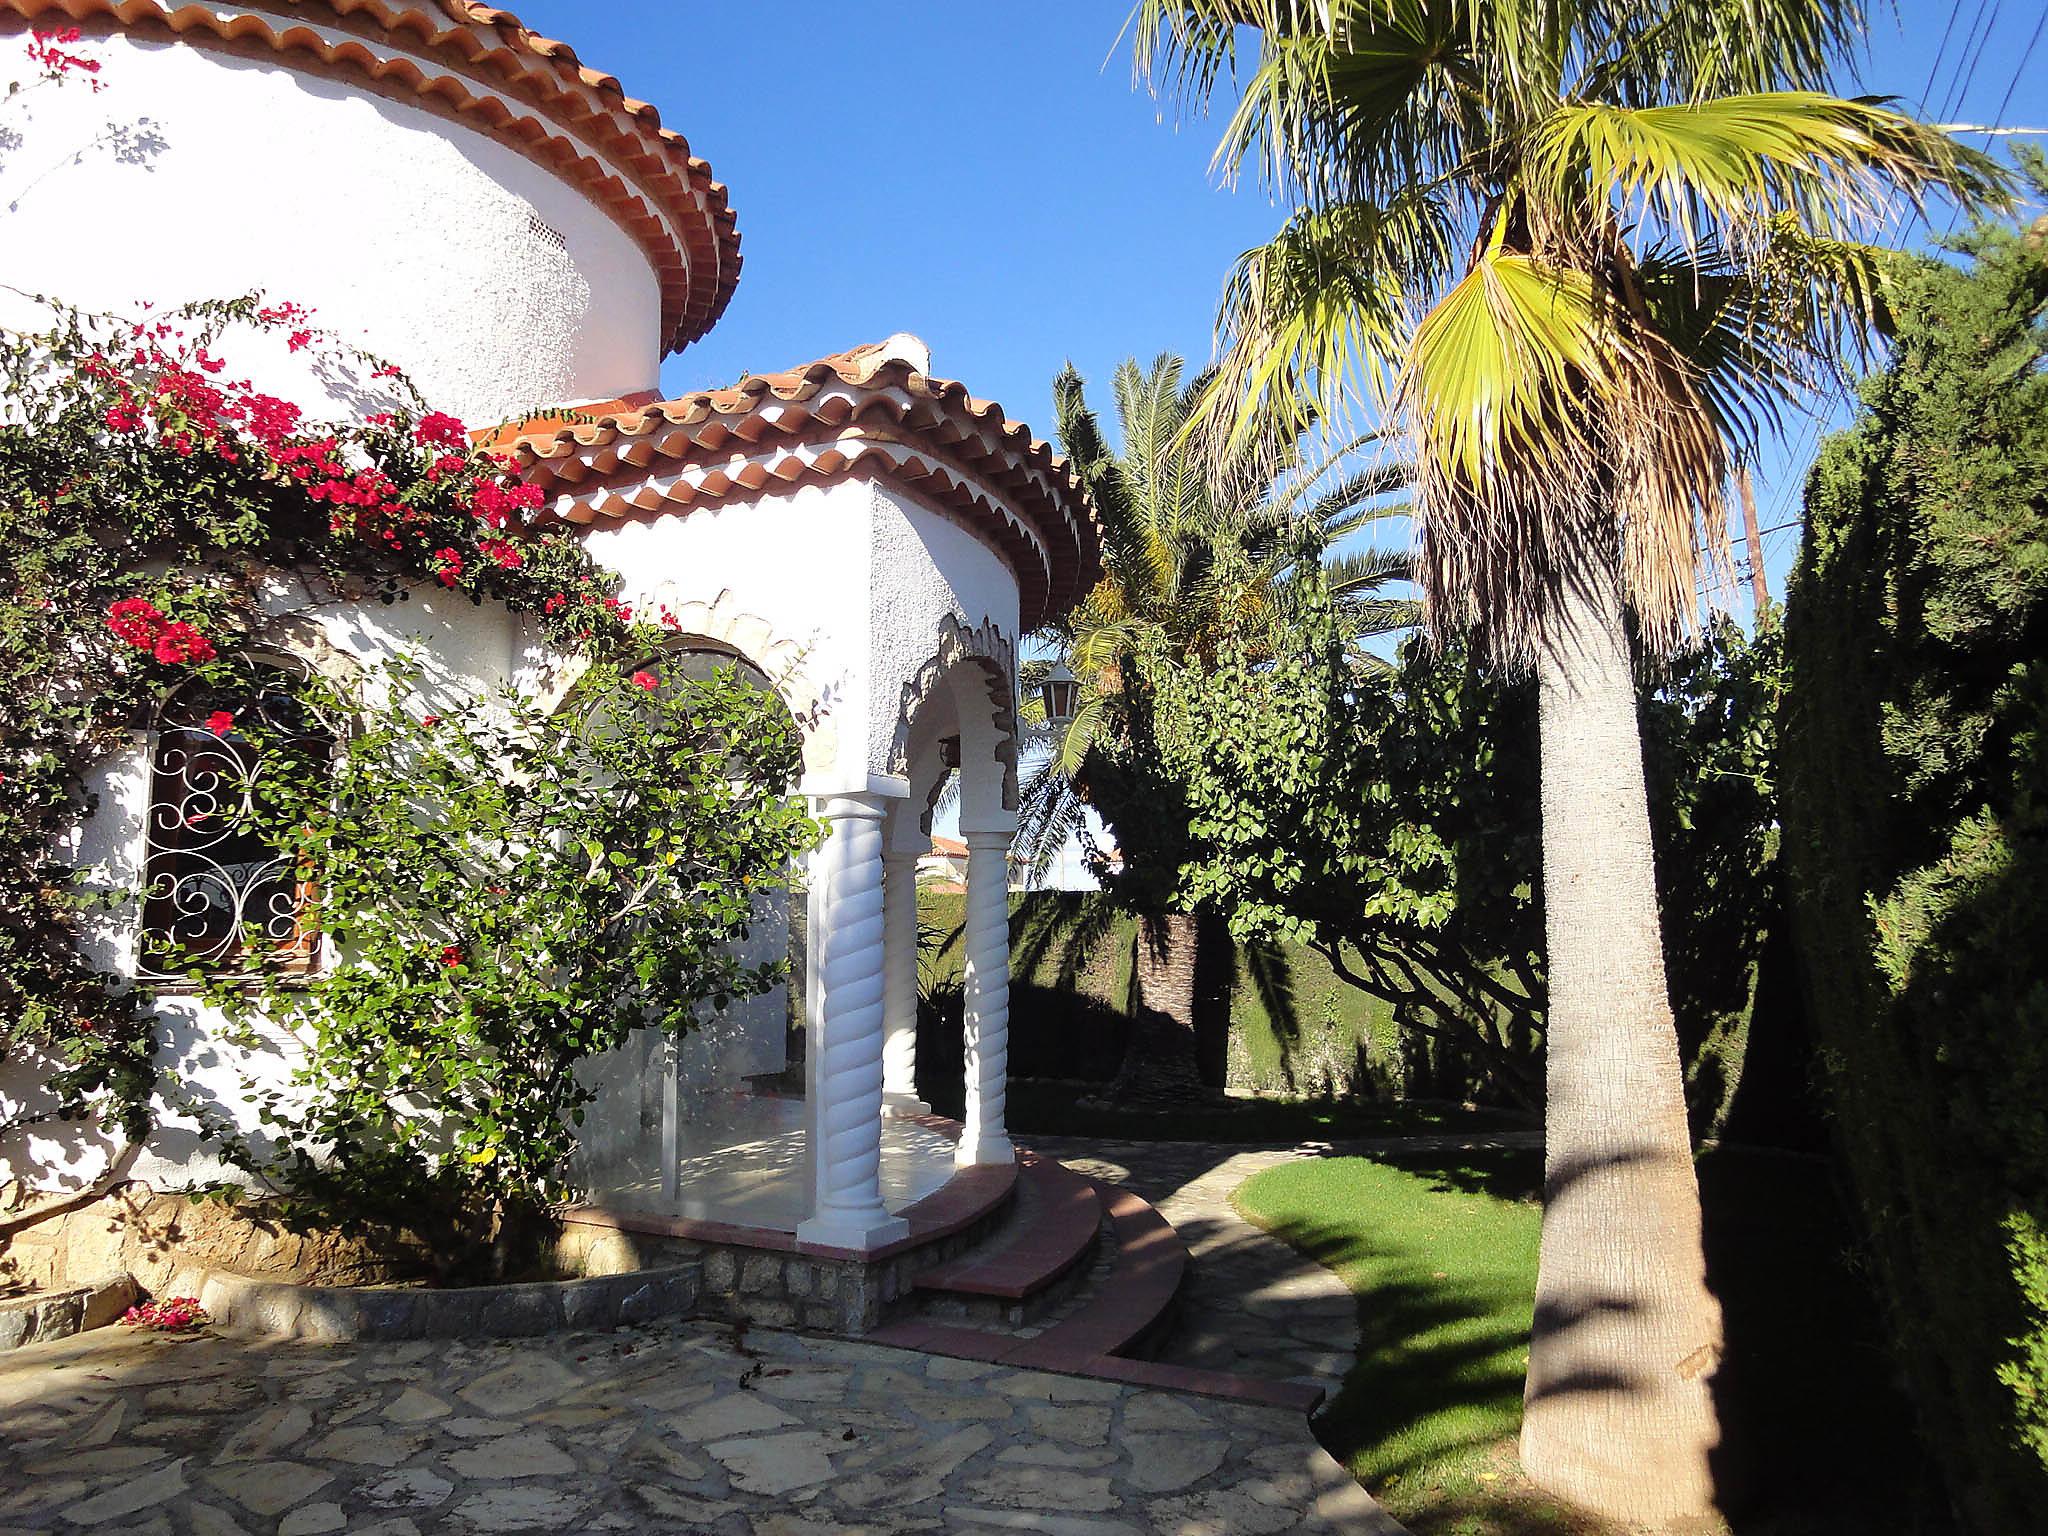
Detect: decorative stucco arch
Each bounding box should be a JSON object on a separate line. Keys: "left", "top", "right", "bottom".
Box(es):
{"left": 887, "top": 613, "right": 1019, "bottom": 815}
{"left": 532, "top": 586, "right": 838, "bottom": 777}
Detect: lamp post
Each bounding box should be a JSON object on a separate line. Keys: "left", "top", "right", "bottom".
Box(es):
{"left": 1037, "top": 659, "right": 1079, "bottom": 725}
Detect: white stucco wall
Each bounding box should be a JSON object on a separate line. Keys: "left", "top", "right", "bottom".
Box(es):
{"left": 576, "top": 478, "right": 1024, "bottom": 785}
{"left": 0, "top": 27, "right": 662, "bottom": 424}
{"left": 868, "top": 483, "right": 1023, "bottom": 785}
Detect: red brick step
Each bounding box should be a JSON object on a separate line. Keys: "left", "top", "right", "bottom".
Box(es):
{"left": 873, "top": 1153, "right": 1320, "bottom": 1413}
{"left": 910, "top": 1149, "right": 1101, "bottom": 1305}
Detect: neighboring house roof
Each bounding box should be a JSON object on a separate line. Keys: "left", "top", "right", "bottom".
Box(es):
{"left": 0, "top": 0, "right": 741, "bottom": 352}
{"left": 928, "top": 835, "right": 968, "bottom": 859}
{"left": 496, "top": 337, "right": 1105, "bottom": 630}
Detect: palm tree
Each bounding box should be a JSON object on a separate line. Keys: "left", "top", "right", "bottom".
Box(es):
{"left": 1130, "top": 1, "right": 2002, "bottom": 1520}
{"left": 1021, "top": 352, "right": 1412, "bottom": 1106}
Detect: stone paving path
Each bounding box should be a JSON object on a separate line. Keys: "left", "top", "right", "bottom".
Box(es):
{"left": 0, "top": 1314, "right": 1392, "bottom": 1535}
{"left": 1028, "top": 1133, "right": 1540, "bottom": 1408}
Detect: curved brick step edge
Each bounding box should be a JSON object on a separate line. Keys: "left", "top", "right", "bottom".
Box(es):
{"left": 195, "top": 1259, "right": 702, "bottom": 1342}
{"left": 0, "top": 1272, "right": 138, "bottom": 1351}
{"left": 870, "top": 1169, "right": 1328, "bottom": 1414}
{"left": 911, "top": 1151, "right": 1102, "bottom": 1312}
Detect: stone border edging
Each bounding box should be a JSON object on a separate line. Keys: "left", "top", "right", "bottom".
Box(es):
{"left": 0, "top": 1272, "right": 137, "bottom": 1351}
{"left": 195, "top": 1259, "right": 702, "bottom": 1343}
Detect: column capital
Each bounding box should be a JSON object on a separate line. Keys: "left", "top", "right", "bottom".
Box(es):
{"left": 959, "top": 813, "right": 1020, "bottom": 843}
{"left": 800, "top": 769, "right": 911, "bottom": 802}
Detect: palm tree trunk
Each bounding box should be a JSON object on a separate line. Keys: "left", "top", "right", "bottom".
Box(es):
{"left": 1519, "top": 556, "right": 1726, "bottom": 1521}
{"left": 1108, "top": 909, "right": 1207, "bottom": 1106}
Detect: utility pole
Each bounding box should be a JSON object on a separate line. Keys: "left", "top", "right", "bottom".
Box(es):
{"left": 1737, "top": 465, "right": 1769, "bottom": 610}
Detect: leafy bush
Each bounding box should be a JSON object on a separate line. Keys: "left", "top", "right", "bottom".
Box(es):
{"left": 1129, "top": 578, "right": 1786, "bottom": 1122}
{"left": 188, "top": 657, "right": 814, "bottom": 1278}
{"left": 1780, "top": 191, "right": 2048, "bottom": 1530}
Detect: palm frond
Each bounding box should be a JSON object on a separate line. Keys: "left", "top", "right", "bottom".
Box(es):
{"left": 1525, "top": 93, "right": 2009, "bottom": 253}
{"left": 1405, "top": 238, "right": 1728, "bottom": 660}
{"left": 1203, "top": 192, "right": 1454, "bottom": 456}
{"left": 1323, "top": 545, "right": 1414, "bottom": 595}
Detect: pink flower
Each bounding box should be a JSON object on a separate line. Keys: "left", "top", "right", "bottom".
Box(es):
{"left": 631, "top": 669, "right": 659, "bottom": 691}
{"left": 205, "top": 710, "right": 235, "bottom": 736}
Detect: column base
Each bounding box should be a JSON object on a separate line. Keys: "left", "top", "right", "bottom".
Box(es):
{"left": 796, "top": 1209, "right": 911, "bottom": 1252}
{"left": 882, "top": 1093, "right": 932, "bottom": 1118}
{"left": 954, "top": 1133, "right": 1016, "bottom": 1168}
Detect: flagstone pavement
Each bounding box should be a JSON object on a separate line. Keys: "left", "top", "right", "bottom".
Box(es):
{"left": 0, "top": 1132, "right": 1534, "bottom": 1534}
{"left": 0, "top": 1290, "right": 1391, "bottom": 1536}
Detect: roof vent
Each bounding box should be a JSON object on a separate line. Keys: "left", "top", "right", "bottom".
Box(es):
{"left": 871, "top": 332, "right": 931, "bottom": 375}
{"left": 525, "top": 212, "right": 567, "bottom": 252}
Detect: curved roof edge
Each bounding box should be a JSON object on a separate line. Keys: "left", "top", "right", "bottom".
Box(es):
{"left": 496, "top": 339, "right": 1105, "bottom": 631}
{"left": 2, "top": 0, "right": 741, "bottom": 351}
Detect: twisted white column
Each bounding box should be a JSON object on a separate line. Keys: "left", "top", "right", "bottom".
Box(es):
{"left": 880, "top": 849, "right": 928, "bottom": 1116}
{"left": 796, "top": 791, "right": 910, "bottom": 1249}
{"left": 957, "top": 821, "right": 1017, "bottom": 1167}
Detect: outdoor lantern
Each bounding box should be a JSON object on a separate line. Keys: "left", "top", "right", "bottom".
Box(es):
{"left": 1039, "top": 659, "right": 1080, "bottom": 724}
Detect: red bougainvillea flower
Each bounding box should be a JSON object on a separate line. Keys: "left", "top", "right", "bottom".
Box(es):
{"left": 421, "top": 714, "right": 441, "bottom": 728}
{"left": 414, "top": 411, "right": 468, "bottom": 449}
{"left": 106, "top": 596, "right": 165, "bottom": 648}
{"left": 440, "top": 945, "right": 463, "bottom": 968}
{"left": 205, "top": 710, "right": 235, "bottom": 736}
{"left": 151, "top": 621, "right": 216, "bottom": 666}
{"left": 631, "top": 669, "right": 659, "bottom": 691}
{"left": 120, "top": 1297, "right": 208, "bottom": 1331}
{"left": 28, "top": 27, "right": 103, "bottom": 89}
{"left": 432, "top": 548, "right": 464, "bottom": 587}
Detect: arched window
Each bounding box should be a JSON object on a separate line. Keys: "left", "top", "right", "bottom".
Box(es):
{"left": 138, "top": 664, "right": 331, "bottom": 979}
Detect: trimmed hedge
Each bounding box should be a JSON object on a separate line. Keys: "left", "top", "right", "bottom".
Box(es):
{"left": 1780, "top": 207, "right": 2048, "bottom": 1532}
{"left": 914, "top": 889, "right": 1396, "bottom": 1100}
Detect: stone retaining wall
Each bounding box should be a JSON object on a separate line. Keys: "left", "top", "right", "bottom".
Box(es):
{"left": 0, "top": 1273, "right": 137, "bottom": 1352}
{"left": 194, "top": 1261, "right": 702, "bottom": 1342}
{"left": 554, "top": 1179, "right": 1014, "bottom": 1336}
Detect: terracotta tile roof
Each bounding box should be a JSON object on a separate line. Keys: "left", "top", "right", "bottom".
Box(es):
{"left": 497, "top": 337, "right": 1106, "bottom": 630}
{"left": 928, "top": 835, "right": 969, "bottom": 859}
{"left": 2, "top": 0, "right": 740, "bottom": 352}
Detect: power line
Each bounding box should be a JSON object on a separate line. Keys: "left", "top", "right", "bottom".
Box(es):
{"left": 1919, "top": 1, "right": 1967, "bottom": 115}
{"left": 1986, "top": 10, "right": 2048, "bottom": 152}
{"left": 1937, "top": 0, "right": 2009, "bottom": 240}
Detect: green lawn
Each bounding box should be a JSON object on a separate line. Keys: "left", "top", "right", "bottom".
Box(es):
{"left": 1232, "top": 1151, "right": 1568, "bottom": 1534}
{"left": 1233, "top": 1148, "right": 1950, "bottom": 1536}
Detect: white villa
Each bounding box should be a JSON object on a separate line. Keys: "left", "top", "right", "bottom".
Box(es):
{"left": 0, "top": 1, "right": 1100, "bottom": 1258}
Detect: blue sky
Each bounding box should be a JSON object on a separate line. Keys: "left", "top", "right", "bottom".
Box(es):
{"left": 514, "top": 1, "right": 2046, "bottom": 609}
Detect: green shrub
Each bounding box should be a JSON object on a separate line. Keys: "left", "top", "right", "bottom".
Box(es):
{"left": 1780, "top": 192, "right": 2048, "bottom": 1531}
